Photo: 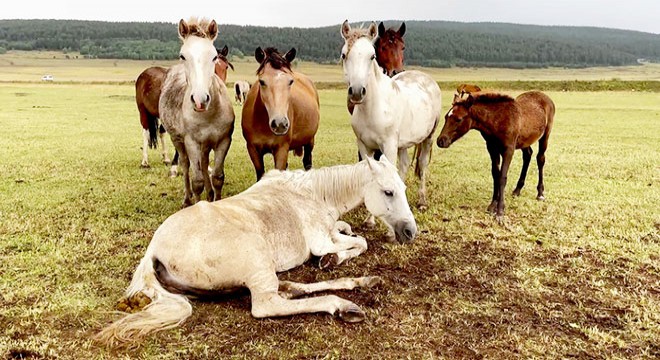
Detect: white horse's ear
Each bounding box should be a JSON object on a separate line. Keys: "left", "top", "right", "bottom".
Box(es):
{"left": 178, "top": 19, "right": 189, "bottom": 40}
{"left": 341, "top": 20, "right": 351, "bottom": 40}
{"left": 378, "top": 155, "right": 392, "bottom": 166}
{"left": 207, "top": 20, "right": 218, "bottom": 41}
{"left": 366, "top": 155, "right": 381, "bottom": 173}
{"left": 367, "top": 22, "right": 378, "bottom": 40}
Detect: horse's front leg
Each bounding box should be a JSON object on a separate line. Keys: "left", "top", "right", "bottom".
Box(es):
{"left": 308, "top": 227, "right": 368, "bottom": 269}
{"left": 247, "top": 143, "right": 265, "bottom": 181}
{"left": 495, "top": 147, "right": 515, "bottom": 222}
{"left": 176, "top": 147, "right": 193, "bottom": 208}
{"left": 486, "top": 140, "right": 501, "bottom": 214}
{"left": 184, "top": 138, "right": 205, "bottom": 204}
{"left": 211, "top": 136, "right": 232, "bottom": 201}
{"left": 273, "top": 145, "right": 290, "bottom": 171}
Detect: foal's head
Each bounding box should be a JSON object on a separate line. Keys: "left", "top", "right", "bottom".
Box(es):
{"left": 364, "top": 156, "right": 417, "bottom": 243}
{"left": 177, "top": 18, "right": 219, "bottom": 112}
{"left": 214, "top": 45, "right": 234, "bottom": 83}
{"left": 255, "top": 47, "right": 297, "bottom": 136}
{"left": 437, "top": 96, "right": 476, "bottom": 148}
{"left": 375, "top": 22, "right": 406, "bottom": 77}
{"left": 340, "top": 20, "right": 379, "bottom": 104}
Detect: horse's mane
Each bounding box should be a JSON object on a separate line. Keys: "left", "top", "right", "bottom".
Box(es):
{"left": 256, "top": 47, "right": 292, "bottom": 74}
{"left": 182, "top": 17, "right": 215, "bottom": 39}
{"left": 469, "top": 92, "right": 515, "bottom": 105}
{"left": 344, "top": 26, "right": 375, "bottom": 53}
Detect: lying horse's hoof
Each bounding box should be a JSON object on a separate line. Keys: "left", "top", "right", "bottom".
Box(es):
{"left": 338, "top": 303, "right": 365, "bottom": 323}
{"left": 319, "top": 253, "right": 338, "bottom": 270}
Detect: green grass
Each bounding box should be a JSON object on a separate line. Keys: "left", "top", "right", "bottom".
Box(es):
{"left": 1, "top": 78, "right": 659, "bottom": 358}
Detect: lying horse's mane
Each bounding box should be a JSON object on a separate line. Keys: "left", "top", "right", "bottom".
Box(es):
{"left": 182, "top": 17, "right": 215, "bottom": 39}
{"left": 256, "top": 47, "right": 292, "bottom": 74}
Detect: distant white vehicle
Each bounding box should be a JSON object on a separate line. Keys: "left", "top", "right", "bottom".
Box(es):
{"left": 41, "top": 75, "right": 54, "bottom": 81}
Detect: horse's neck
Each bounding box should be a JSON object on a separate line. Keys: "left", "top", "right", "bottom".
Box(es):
{"left": 355, "top": 67, "right": 396, "bottom": 115}
{"left": 304, "top": 162, "right": 371, "bottom": 217}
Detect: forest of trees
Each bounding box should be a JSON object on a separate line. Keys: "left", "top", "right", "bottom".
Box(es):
{"left": 1, "top": 19, "right": 659, "bottom": 68}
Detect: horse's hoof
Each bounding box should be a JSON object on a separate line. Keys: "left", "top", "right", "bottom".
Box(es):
{"left": 319, "top": 253, "right": 338, "bottom": 270}
{"left": 512, "top": 189, "right": 522, "bottom": 196}
{"left": 537, "top": 195, "right": 545, "bottom": 201}
{"left": 495, "top": 214, "right": 505, "bottom": 225}
{"left": 163, "top": 160, "right": 171, "bottom": 166}
{"left": 486, "top": 203, "right": 497, "bottom": 214}
{"left": 417, "top": 203, "right": 428, "bottom": 212}
{"left": 384, "top": 233, "right": 397, "bottom": 243}
{"left": 169, "top": 170, "right": 178, "bottom": 178}
{"left": 363, "top": 276, "right": 384, "bottom": 288}
{"left": 338, "top": 304, "right": 365, "bottom": 323}
{"left": 140, "top": 163, "right": 150, "bottom": 169}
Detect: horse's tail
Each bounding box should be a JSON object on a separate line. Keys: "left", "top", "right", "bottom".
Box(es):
{"left": 94, "top": 256, "right": 192, "bottom": 347}
{"left": 235, "top": 83, "right": 241, "bottom": 96}
{"left": 147, "top": 117, "right": 159, "bottom": 149}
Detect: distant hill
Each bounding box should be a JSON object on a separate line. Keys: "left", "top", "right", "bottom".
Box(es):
{"left": 1, "top": 19, "right": 659, "bottom": 68}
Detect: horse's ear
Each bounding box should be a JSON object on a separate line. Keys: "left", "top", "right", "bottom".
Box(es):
{"left": 255, "top": 47, "right": 265, "bottom": 63}
{"left": 220, "top": 45, "right": 229, "bottom": 56}
{"left": 367, "top": 22, "right": 378, "bottom": 40}
{"left": 178, "top": 19, "right": 189, "bottom": 39}
{"left": 453, "top": 94, "right": 461, "bottom": 105}
{"left": 285, "top": 48, "right": 297, "bottom": 63}
{"left": 207, "top": 20, "right": 218, "bottom": 40}
{"left": 365, "top": 155, "right": 381, "bottom": 174}
{"left": 465, "top": 94, "right": 475, "bottom": 107}
{"left": 341, "top": 20, "right": 351, "bottom": 39}
{"left": 378, "top": 22, "right": 386, "bottom": 37}
{"left": 398, "top": 22, "right": 406, "bottom": 37}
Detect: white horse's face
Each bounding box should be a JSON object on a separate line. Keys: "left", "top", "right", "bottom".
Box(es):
{"left": 363, "top": 156, "right": 417, "bottom": 243}
{"left": 340, "top": 22, "right": 379, "bottom": 104}
{"left": 179, "top": 35, "right": 218, "bottom": 112}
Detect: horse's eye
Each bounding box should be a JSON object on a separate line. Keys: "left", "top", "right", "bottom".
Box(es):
{"left": 289, "top": 79, "right": 294, "bottom": 86}
{"left": 384, "top": 190, "right": 394, "bottom": 197}
{"left": 259, "top": 80, "right": 266, "bottom": 87}
{"left": 179, "top": 54, "right": 186, "bottom": 61}
{"left": 370, "top": 54, "right": 376, "bottom": 61}
{"left": 212, "top": 55, "right": 218, "bottom": 62}
{"left": 341, "top": 53, "right": 346, "bottom": 60}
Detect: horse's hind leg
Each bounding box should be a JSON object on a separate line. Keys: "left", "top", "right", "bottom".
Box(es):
{"left": 158, "top": 124, "right": 171, "bottom": 166}
{"left": 278, "top": 276, "right": 382, "bottom": 299}
{"left": 536, "top": 134, "right": 549, "bottom": 200}
{"left": 513, "top": 147, "right": 533, "bottom": 196}
{"left": 141, "top": 128, "right": 150, "bottom": 168}
{"left": 170, "top": 151, "right": 179, "bottom": 178}
{"left": 414, "top": 137, "right": 434, "bottom": 211}
{"left": 302, "top": 143, "right": 313, "bottom": 171}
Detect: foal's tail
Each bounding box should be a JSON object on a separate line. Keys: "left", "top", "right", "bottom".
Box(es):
{"left": 94, "top": 256, "right": 192, "bottom": 347}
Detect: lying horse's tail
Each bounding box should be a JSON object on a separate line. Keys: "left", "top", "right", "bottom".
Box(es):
{"left": 94, "top": 255, "right": 192, "bottom": 346}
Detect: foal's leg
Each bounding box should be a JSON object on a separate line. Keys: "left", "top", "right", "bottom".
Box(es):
{"left": 536, "top": 134, "right": 550, "bottom": 200}
{"left": 249, "top": 271, "right": 367, "bottom": 322}
{"left": 278, "top": 276, "right": 382, "bottom": 299}
{"left": 486, "top": 141, "right": 501, "bottom": 214}
{"left": 211, "top": 136, "right": 232, "bottom": 201}
{"left": 302, "top": 143, "right": 314, "bottom": 171}
{"left": 512, "top": 147, "right": 533, "bottom": 196}
{"left": 495, "top": 147, "right": 515, "bottom": 221}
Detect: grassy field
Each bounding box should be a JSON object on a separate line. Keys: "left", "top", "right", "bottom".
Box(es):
{"left": 1, "top": 55, "right": 659, "bottom": 359}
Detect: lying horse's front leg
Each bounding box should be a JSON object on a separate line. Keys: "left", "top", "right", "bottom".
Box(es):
{"left": 278, "top": 276, "right": 383, "bottom": 299}
{"left": 309, "top": 225, "right": 368, "bottom": 269}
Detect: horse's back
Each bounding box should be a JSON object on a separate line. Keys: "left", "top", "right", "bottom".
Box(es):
{"left": 391, "top": 70, "right": 442, "bottom": 144}
{"left": 515, "top": 91, "right": 555, "bottom": 148}
{"left": 136, "top": 66, "right": 168, "bottom": 117}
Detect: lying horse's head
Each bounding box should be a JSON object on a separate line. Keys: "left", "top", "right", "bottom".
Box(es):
{"left": 364, "top": 156, "right": 417, "bottom": 243}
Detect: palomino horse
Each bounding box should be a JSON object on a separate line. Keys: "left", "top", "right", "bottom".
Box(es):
{"left": 95, "top": 156, "right": 417, "bottom": 345}
{"left": 234, "top": 80, "right": 251, "bottom": 105}
{"left": 135, "top": 45, "right": 233, "bottom": 169}
{"left": 340, "top": 20, "right": 442, "bottom": 219}
{"left": 159, "top": 18, "right": 235, "bottom": 206}
{"left": 436, "top": 91, "right": 555, "bottom": 221}
{"left": 241, "top": 47, "right": 320, "bottom": 181}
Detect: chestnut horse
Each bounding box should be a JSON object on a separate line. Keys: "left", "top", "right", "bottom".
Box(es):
{"left": 241, "top": 47, "right": 320, "bottom": 181}
{"left": 160, "top": 18, "right": 235, "bottom": 206}
{"left": 375, "top": 21, "right": 406, "bottom": 77}
{"left": 436, "top": 91, "right": 555, "bottom": 221}
{"left": 135, "top": 45, "right": 233, "bottom": 169}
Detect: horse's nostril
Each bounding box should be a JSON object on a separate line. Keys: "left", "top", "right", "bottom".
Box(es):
{"left": 404, "top": 228, "right": 413, "bottom": 238}
{"left": 190, "top": 95, "right": 195, "bottom": 103}
{"left": 270, "top": 120, "right": 277, "bottom": 128}
{"left": 348, "top": 87, "right": 353, "bottom": 95}
{"left": 361, "top": 87, "right": 366, "bottom": 96}
{"left": 206, "top": 94, "right": 210, "bottom": 102}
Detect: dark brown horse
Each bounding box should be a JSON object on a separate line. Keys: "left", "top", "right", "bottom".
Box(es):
{"left": 135, "top": 45, "right": 233, "bottom": 170}
{"left": 241, "top": 47, "right": 320, "bottom": 181}
{"left": 375, "top": 21, "right": 406, "bottom": 77}
{"left": 436, "top": 91, "right": 555, "bottom": 221}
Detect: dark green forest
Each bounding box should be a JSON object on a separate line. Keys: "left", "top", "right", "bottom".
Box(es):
{"left": 1, "top": 19, "right": 659, "bottom": 68}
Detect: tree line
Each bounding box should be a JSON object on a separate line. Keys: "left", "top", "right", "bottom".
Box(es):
{"left": 1, "top": 19, "right": 659, "bottom": 68}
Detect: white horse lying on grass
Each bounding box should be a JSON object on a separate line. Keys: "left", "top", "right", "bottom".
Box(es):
{"left": 96, "top": 156, "right": 417, "bottom": 345}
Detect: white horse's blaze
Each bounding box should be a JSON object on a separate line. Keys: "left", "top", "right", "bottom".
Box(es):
{"left": 95, "top": 158, "right": 416, "bottom": 345}
{"left": 340, "top": 20, "right": 442, "bottom": 218}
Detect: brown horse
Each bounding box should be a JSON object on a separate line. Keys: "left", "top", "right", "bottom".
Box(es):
{"left": 456, "top": 83, "right": 482, "bottom": 98}
{"left": 135, "top": 45, "right": 233, "bottom": 169}
{"left": 436, "top": 91, "right": 555, "bottom": 221}
{"left": 375, "top": 21, "right": 406, "bottom": 77}
{"left": 241, "top": 47, "right": 320, "bottom": 181}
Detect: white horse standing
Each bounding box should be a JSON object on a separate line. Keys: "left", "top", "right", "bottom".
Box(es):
{"left": 340, "top": 20, "right": 442, "bottom": 216}
{"left": 95, "top": 156, "right": 417, "bottom": 345}
{"left": 160, "top": 18, "right": 235, "bottom": 207}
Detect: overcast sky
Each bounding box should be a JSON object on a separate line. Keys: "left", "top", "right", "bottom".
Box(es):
{"left": 3, "top": 0, "right": 659, "bottom": 34}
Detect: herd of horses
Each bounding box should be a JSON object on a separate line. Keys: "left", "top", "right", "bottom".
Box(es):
{"left": 95, "top": 17, "right": 555, "bottom": 346}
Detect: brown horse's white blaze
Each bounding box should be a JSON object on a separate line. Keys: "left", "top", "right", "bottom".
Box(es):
{"left": 437, "top": 91, "right": 555, "bottom": 221}
{"left": 159, "top": 18, "right": 235, "bottom": 207}
{"left": 242, "top": 47, "right": 320, "bottom": 181}
{"left": 95, "top": 157, "right": 417, "bottom": 346}
{"left": 340, "top": 20, "right": 441, "bottom": 238}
